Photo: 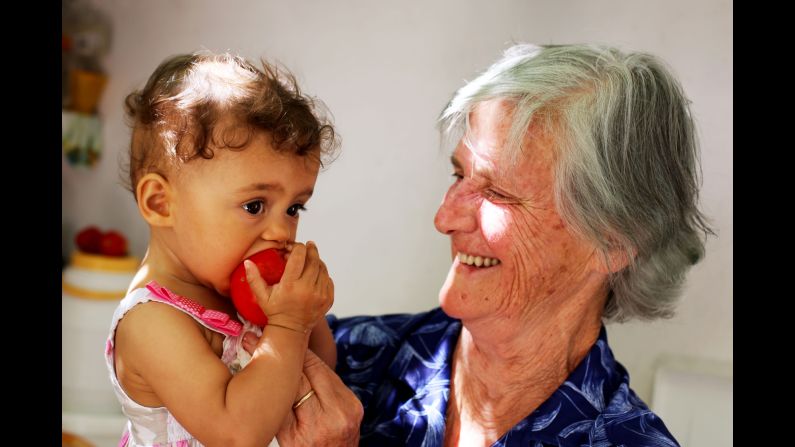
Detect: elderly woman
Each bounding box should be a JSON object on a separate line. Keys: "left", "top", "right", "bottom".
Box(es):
{"left": 273, "top": 43, "right": 709, "bottom": 446}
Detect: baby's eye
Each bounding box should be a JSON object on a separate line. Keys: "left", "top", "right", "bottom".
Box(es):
{"left": 243, "top": 200, "right": 264, "bottom": 215}
{"left": 286, "top": 204, "right": 307, "bottom": 217}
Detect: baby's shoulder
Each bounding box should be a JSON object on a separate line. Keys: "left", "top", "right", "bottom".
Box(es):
{"left": 117, "top": 298, "right": 208, "bottom": 340}
{"left": 115, "top": 300, "right": 221, "bottom": 372}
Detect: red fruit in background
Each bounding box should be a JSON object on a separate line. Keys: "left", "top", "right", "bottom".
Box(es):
{"left": 75, "top": 226, "right": 103, "bottom": 254}
{"left": 100, "top": 230, "right": 128, "bottom": 257}
{"left": 229, "top": 249, "right": 287, "bottom": 326}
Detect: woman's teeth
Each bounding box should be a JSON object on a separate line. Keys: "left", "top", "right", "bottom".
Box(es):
{"left": 457, "top": 252, "right": 501, "bottom": 268}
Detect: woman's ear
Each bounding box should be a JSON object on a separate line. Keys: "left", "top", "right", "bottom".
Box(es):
{"left": 136, "top": 173, "right": 174, "bottom": 227}
{"left": 591, "top": 245, "right": 636, "bottom": 275}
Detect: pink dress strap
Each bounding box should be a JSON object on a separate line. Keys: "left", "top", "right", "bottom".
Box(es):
{"left": 145, "top": 281, "right": 243, "bottom": 337}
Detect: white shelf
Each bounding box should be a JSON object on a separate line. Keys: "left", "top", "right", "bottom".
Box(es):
{"left": 62, "top": 411, "right": 127, "bottom": 447}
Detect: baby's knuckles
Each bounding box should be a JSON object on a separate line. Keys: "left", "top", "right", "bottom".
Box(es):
{"left": 273, "top": 281, "right": 328, "bottom": 327}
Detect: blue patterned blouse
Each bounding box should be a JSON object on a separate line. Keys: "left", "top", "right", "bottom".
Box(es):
{"left": 328, "top": 308, "right": 679, "bottom": 447}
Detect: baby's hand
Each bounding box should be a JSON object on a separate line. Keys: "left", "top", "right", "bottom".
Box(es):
{"left": 244, "top": 241, "right": 333, "bottom": 334}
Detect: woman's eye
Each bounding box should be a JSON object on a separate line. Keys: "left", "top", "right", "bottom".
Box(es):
{"left": 243, "top": 200, "right": 264, "bottom": 215}
{"left": 287, "top": 204, "right": 307, "bottom": 217}
{"left": 484, "top": 189, "right": 509, "bottom": 202}
{"left": 451, "top": 172, "right": 463, "bottom": 182}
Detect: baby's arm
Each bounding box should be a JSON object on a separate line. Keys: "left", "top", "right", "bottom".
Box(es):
{"left": 117, "top": 301, "right": 309, "bottom": 446}
{"left": 309, "top": 317, "right": 337, "bottom": 370}
{"left": 241, "top": 316, "right": 336, "bottom": 370}
{"left": 116, "top": 243, "right": 331, "bottom": 446}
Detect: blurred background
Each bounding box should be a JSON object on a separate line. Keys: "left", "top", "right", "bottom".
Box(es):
{"left": 61, "top": 0, "right": 732, "bottom": 446}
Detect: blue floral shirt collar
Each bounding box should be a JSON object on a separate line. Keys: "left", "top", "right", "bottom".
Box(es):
{"left": 330, "top": 309, "right": 679, "bottom": 446}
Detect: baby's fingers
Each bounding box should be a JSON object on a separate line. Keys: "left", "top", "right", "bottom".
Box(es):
{"left": 304, "top": 241, "right": 321, "bottom": 281}
{"left": 282, "top": 243, "right": 307, "bottom": 282}
{"left": 244, "top": 260, "right": 272, "bottom": 309}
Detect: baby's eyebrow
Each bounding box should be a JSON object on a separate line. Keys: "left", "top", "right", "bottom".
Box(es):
{"left": 237, "top": 183, "right": 314, "bottom": 198}
{"left": 237, "top": 183, "right": 283, "bottom": 193}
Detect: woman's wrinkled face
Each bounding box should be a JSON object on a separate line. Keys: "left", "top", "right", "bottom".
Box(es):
{"left": 434, "top": 99, "right": 601, "bottom": 323}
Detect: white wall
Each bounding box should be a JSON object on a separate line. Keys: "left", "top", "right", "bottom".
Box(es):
{"left": 63, "top": 0, "right": 732, "bottom": 406}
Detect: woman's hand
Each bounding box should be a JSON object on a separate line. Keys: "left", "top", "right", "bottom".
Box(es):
{"left": 278, "top": 350, "right": 363, "bottom": 446}
{"left": 240, "top": 335, "right": 362, "bottom": 446}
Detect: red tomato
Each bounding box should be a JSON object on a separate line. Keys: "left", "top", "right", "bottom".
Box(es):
{"left": 229, "top": 249, "right": 287, "bottom": 326}
{"left": 75, "top": 226, "right": 103, "bottom": 254}
{"left": 100, "top": 230, "right": 128, "bottom": 257}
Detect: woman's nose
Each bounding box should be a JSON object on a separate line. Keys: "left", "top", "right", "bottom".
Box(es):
{"left": 434, "top": 183, "right": 478, "bottom": 235}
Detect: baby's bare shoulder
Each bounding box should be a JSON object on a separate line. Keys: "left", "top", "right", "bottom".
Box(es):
{"left": 116, "top": 300, "right": 207, "bottom": 345}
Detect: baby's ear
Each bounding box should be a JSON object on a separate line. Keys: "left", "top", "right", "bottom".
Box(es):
{"left": 136, "top": 173, "right": 173, "bottom": 227}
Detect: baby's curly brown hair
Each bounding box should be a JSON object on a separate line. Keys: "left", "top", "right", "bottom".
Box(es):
{"left": 122, "top": 51, "right": 338, "bottom": 197}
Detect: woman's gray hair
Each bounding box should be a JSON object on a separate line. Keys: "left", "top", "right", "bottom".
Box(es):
{"left": 439, "top": 44, "right": 713, "bottom": 322}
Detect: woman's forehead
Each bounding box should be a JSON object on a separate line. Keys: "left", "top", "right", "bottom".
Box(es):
{"left": 461, "top": 116, "right": 553, "bottom": 172}
{"left": 467, "top": 100, "right": 514, "bottom": 149}
{"left": 455, "top": 105, "right": 557, "bottom": 197}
